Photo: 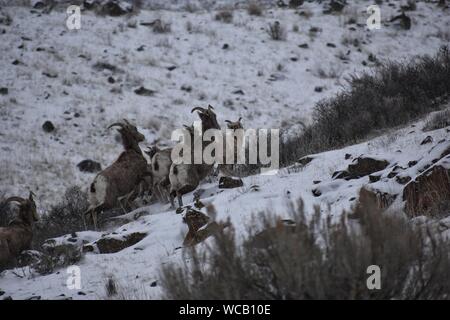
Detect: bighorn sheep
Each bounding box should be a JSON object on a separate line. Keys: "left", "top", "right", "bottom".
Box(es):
{"left": 0, "top": 192, "right": 39, "bottom": 270}
{"left": 169, "top": 105, "right": 221, "bottom": 207}
{"left": 84, "top": 119, "right": 148, "bottom": 229}
{"left": 145, "top": 146, "right": 174, "bottom": 207}
{"left": 219, "top": 117, "right": 244, "bottom": 177}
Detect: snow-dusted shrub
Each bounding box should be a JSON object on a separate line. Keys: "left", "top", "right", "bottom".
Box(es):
{"left": 247, "top": 1, "right": 263, "bottom": 16}
{"left": 215, "top": 9, "right": 233, "bottom": 23}
{"left": 267, "top": 21, "right": 286, "bottom": 41}
{"left": 33, "top": 186, "right": 89, "bottom": 248}
{"left": 280, "top": 46, "right": 450, "bottom": 166}
{"left": 161, "top": 194, "right": 450, "bottom": 299}
{"left": 423, "top": 108, "right": 450, "bottom": 132}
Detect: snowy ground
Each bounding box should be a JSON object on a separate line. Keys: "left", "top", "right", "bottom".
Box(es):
{"left": 1, "top": 1, "right": 449, "bottom": 207}
{"left": 1, "top": 1, "right": 450, "bottom": 300}
{"left": 1, "top": 107, "right": 450, "bottom": 300}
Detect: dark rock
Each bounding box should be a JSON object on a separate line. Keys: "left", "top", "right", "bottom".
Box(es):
{"left": 232, "top": 89, "right": 245, "bottom": 95}
{"left": 150, "top": 281, "right": 157, "bottom": 287}
{"left": 219, "top": 176, "right": 243, "bottom": 189}
{"left": 289, "top": 0, "right": 304, "bottom": 8}
{"left": 0, "top": 87, "right": 8, "bottom": 95}
{"left": 84, "top": 232, "right": 147, "bottom": 254}
{"left": 403, "top": 165, "right": 450, "bottom": 218}
{"left": 0, "top": 290, "right": 4, "bottom": 296}
{"left": 98, "top": 0, "right": 133, "bottom": 16}
{"left": 345, "top": 153, "right": 352, "bottom": 160}
{"left": 77, "top": 291, "right": 86, "bottom": 295}
{"left": 298, "top": 43, "right": 309, "bottom": 49}
{"left": 369, "top": 175, "right": 381, "bottom": 183}
{"left": 180, "top": 85, "right": 192, "bottom": 92}
{"left": 42, "top": 121, "right": 55, "bottom": 133}
{"left": 346, "top": 157, "right": 389, "bottom": 179}
{"left": 167, "top": 66, "right": 176, "bottom": 71}
{"left": 312, "top": 189, "right": 322, "bottom": 197}
{"left": 326, "top": 43, "right": 336, "bottom": 48}
{"left": 107, "top": 76, "right": 115, "bottom": 84}
{"left": 290, "top": 57, "right": 298, "bottom": 62}
{"left": 390, "top": 12, "right": 411, "bottom": 30}
{"left": 332, "top": 170, "right": 350, "bottom": 180}
{"left": 222, "top": 43, "right": 229, "bottom": 50}
{"left": 12, "top": 59, "right": 20, "bottom": 65}
{"left": 396, "top": 175, "right": 411, "bottom": 185}
{"left": 134, "top": 86, "right": 156, "bottom": 96}
{"left": 77, "top": 159, "right": 102, "bottom": 173}
{"left": 298, "top": 156, "right": 314, "bottom": 165}
{"left": 42, "top": 71, "right": 58, "bottom": 78}
{"left": 313, "top": 180, "right": 321, "bottom": 184}
{"left": 32, "top": 1, "right": 46, "bottom": 9}
{"left": 408, "top": 160, "right": 418, "bottom": 167}
{"left": 136, "top": 45, "right": 145, "bottom": 51}
{"left": 420, "top": 136, "right": 433, "bottom": 145}
{"left": 314, "top": 86, "right": 323, "bottom": 92}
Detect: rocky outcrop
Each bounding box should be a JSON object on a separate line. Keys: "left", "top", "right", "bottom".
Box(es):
{"left": 334, "top": 157, "right": 389, "bottom": 180}
{"left": 77, "top": 159, "right": 101, "bottom": 173}
{"left": 403, "top": 164, "right": 450, "bottom": 218}
{"left": 83, "top": 232, "right": 147, "bottom": 254}
{"left": 219, "top": 176, "right": 243, "bottom": 189}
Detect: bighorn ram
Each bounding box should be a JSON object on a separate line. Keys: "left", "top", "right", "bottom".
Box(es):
{"left": 169, "top": 105, "right": 221, "bottom": 207}
{"left": 0, "top": 192, "right": 39, "bottom": 270}
{"left": 145, "top": 146, "right": 174, "bottom": 207}
{"left": 84, "top": 119, "right": 148, "bottom": 229}
{"left": 219, "top": 117, "right": 244, "bottom": 177}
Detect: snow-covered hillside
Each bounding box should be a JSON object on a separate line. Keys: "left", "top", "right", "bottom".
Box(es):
{"left": 1, "top": 1, "right": 450, "bottom": 300}
{"left": 1, "top": 104, "right": 450, "bottom": 299}
{"left": 1, "top": 1, "right": 449, "bottom": 207}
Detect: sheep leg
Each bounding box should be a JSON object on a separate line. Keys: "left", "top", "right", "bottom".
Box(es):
{"left": 92, "top": 210, "right": 98, "bottom": 231}
{"left": 177, "top": 192, "right": 183, "bottom": 208}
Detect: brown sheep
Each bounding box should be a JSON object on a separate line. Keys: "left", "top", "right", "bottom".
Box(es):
{"left": 0, "top": 192, "right": 39, "bottom": 271}
{"left": 84, "top": 119, "right": 148, "bottom": 229}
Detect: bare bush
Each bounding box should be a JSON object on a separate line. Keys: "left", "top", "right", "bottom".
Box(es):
{"left": 267, "top": 21, "right": 286, "bottom": 41}
{"left": 247, "top": 1, "right": 263, "bottom": 16}
{"left": 423, "top": 108, "right": 450, "bottom": 131}
{"left": 152, "top": 19, "right": 171, "bottom": 34}
{"left": 32, "top": 186, "right": 89, "bottom": 248}
{"left": 280, "top": 46, "right": 450, "bottom": 166}
{"left": 215, "top": 10, "right": 233, "bottom": 23}
{"left": 161, "top": 193, "right": 450, "bottom": 299}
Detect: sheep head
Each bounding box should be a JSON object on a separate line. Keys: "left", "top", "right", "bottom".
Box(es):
{"left": 145, "top": 146, "right": 160, "bottom": 159}
{"left": 4, "top": 192, "right": 39, "bottom": 225}
{"left": 109, "top": 120, "right": 145, "bottom": 142}
{"left": 191, "top": 105, "right": 220, "bottom": 131}
{"left": 225, "top": 117, "right": 243, "bottom": 130}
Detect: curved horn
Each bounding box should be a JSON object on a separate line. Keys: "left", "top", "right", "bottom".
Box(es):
{"left": 238, "top": 117, "right": 242, "bottom": 122}
{"left": 108, "top": 122, "right": 124, "bottom": 129}
{"left": 208, "top": 105, "right": 214, "bottom": 110}
{"left": 191, "top": 107, "right": 206, "bottom": 113}
{"left": 123, "top": 119, "right": 132, "bottom": 126}
{"left": 29, "top": 191, "right": 36, "bottom": 201}
{"left": 4, "top": 197, "right": 25, "bottom": 205}
{"left": 225, "top": 120, "right": 231, "bottom": 123}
